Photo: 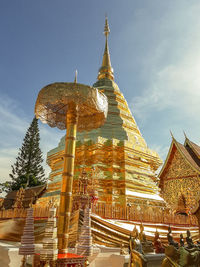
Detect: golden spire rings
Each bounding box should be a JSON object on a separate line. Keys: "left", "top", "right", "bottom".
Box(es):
{"left": 97, "top": 16, "right": 114, "bottom": 81}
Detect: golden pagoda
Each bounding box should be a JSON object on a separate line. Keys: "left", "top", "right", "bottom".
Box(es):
{"left": 40, "top": 17, "right": 163, "bottom": 207}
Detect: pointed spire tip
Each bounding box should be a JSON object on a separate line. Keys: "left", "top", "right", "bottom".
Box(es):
{"left": 74, "top": 70, "right": 78, "bottom": 83}
{"left": 170, "top": 130, "right": 174, "bottom": 139}
{"left": 97, "top": 16, "right": 114, "bottom": 81}
{"left": 104, "top": 15, "right": 110, "bottom": 36}
{"left": 183, "top": 130, "right": 188, "bottom": 139}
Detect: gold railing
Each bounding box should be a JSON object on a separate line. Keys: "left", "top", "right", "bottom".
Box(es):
{"left": 0, "top": 203, "right": 198, "bottom": 226}
{"left": 91, "top": 203, "right": 198, "bottom": 226}
{"left": 0, "top": 205, "right": 52, "bottom": 220}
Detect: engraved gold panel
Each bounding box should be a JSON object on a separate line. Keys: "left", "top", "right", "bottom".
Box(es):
{"left": 161, "top": 146, "right": 200, "bottom": 211}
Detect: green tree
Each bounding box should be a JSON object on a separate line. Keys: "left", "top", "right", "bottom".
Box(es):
{"left": 1, "top": 117, "right": 46, "bottom": 192}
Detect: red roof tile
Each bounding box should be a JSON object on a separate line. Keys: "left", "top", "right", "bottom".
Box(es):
{"left": 187, "top": 139, "right": 200, "bottom": 158}
{"left": 176, "top": 141, "right": 200, "bottom": 172}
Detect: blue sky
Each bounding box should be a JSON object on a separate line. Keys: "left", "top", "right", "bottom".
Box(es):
{"left": 1, "top": 0, "right": 200, "bottom": 183}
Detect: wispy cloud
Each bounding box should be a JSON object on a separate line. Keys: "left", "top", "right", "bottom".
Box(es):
{"left": 131, "top": 50, "right": 200, "bottom": 121}
{"left": 126, "top": 1, "right": 200, "bottom": 163}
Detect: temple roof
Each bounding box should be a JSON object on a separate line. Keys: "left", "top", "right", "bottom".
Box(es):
{"left": 159, "top": 136, "right": 200, "bottom": 182}
{"left": 175, "top": 140, "right": 200, "bottom": 172}
{"left": 3, "top": 184, "right": 46, "bottom": 209}
{"left": 185, "top": 137, "right": 200, "bottom": 159}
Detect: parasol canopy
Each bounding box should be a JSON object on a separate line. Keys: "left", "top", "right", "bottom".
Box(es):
{"left": 35, "top": 82, "right": 108, "bottom": 131}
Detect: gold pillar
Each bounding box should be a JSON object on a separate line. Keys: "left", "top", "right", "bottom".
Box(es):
{"left": 194, "top": 212, "right": 200, "bottom": 239}
{"left": 58, "top": 103, "right": 77, "bottom": 253}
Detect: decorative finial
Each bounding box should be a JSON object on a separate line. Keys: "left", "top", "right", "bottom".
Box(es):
{"left": 170, "top": 130, "right": 174, "bottom": 139}
{"left": 74, "top": 70, "right": 78, "bottom": 83}
{"left": 97, "top": 16, "right": 114, "bottom": 81}
{"left": 104, "top": 15, "right": 110, "bottom": 37}
{"left": 183, "top": 131, "right": 188, "bottom": 140}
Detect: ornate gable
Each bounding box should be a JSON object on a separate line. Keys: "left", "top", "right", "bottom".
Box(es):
{"left": 163, "top": 146, "right": 197, "bottom": 179}
{"left": 159, "top": 139, "right": 200, "bottom": 211}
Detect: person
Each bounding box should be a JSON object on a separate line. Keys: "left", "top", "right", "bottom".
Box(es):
{"left": 129, "top": 227, "right": 147, "bottom": 267}
{"left": 139, "top": 223, "right": 154, "bottom": 253}
{"left": 129, "top": 227, "right": 143, "bottom": 254}
{"left": 180, "top": 233, "right": 184, "bottom": 247}
{"left": 154, "top": 230, "right": 165, "bottom": 253}
{"left": 139, "top": 224, "right": 147, "bottom": 243}
{"left": 167, "top": 226, "right": 179, "bottom": 249}
{"left": 185, "top": 230, "right": 198, "bottom": 249}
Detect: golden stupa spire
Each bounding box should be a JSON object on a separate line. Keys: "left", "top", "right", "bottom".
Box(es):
{"left": 97, "top": 16, "right": 114, "bottom": 81}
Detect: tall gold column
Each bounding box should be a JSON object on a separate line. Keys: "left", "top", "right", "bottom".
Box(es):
{"left": 58, "top": 103, "right": 77, "bottom": 253}
{"left": 35, "top": 81, "right": 108, "bottom": 256}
